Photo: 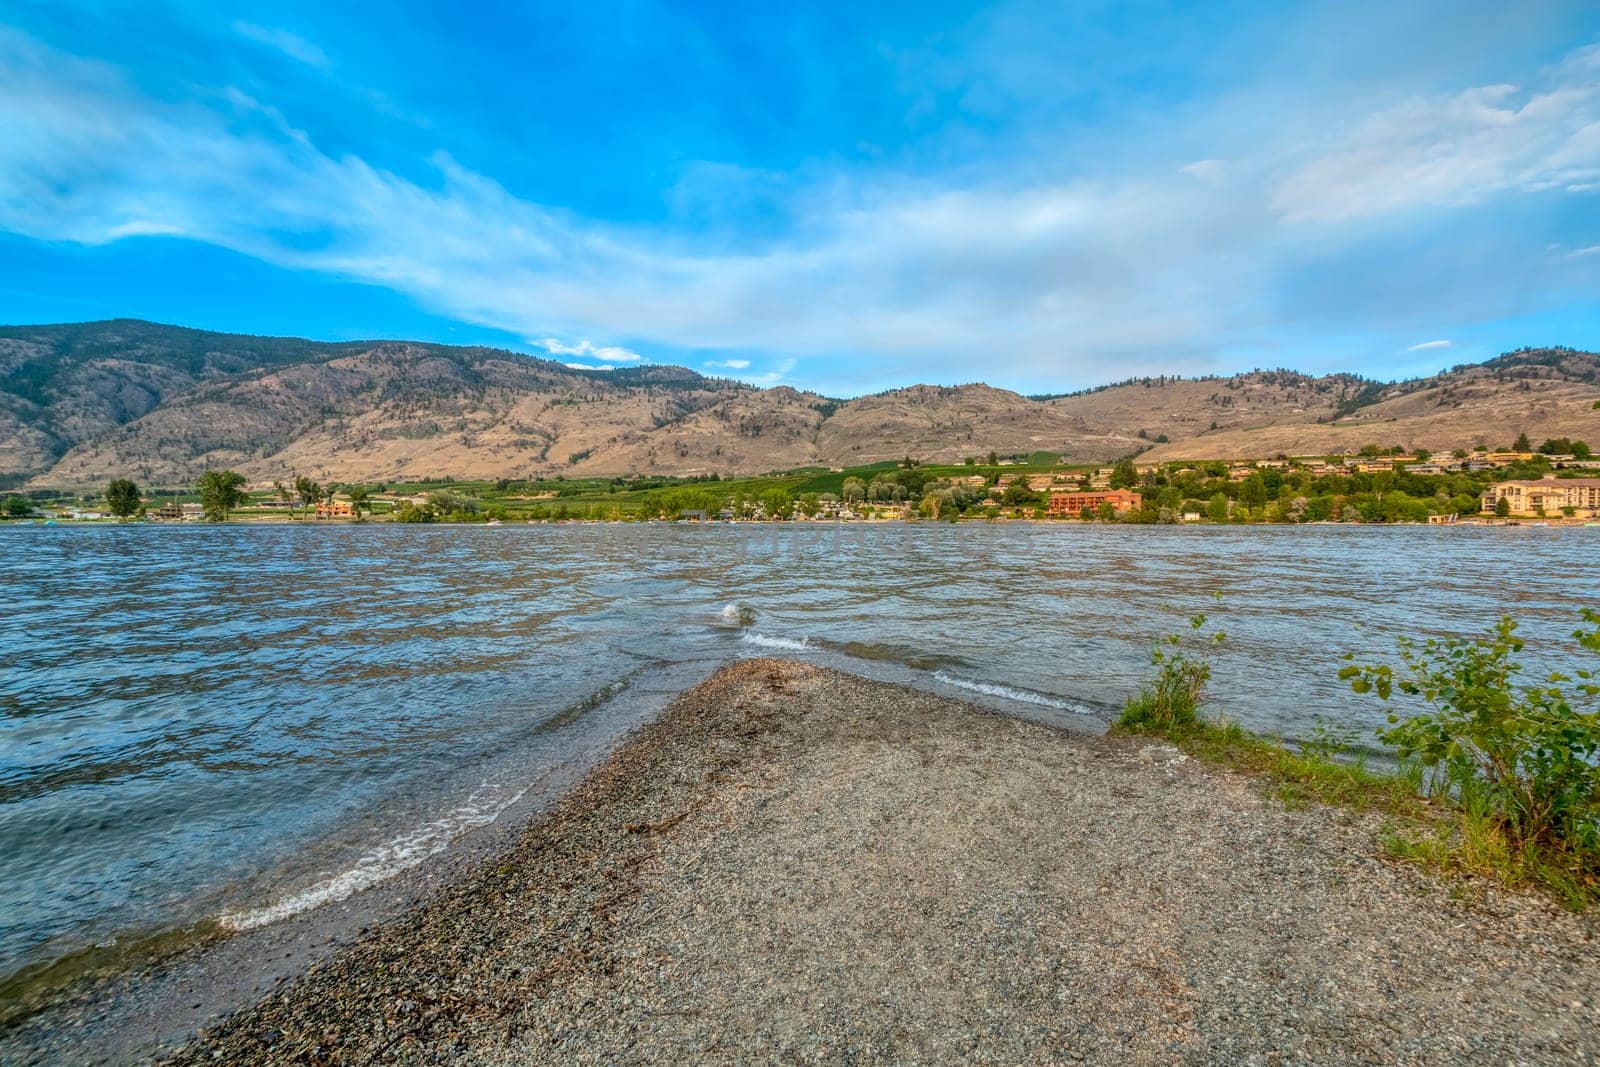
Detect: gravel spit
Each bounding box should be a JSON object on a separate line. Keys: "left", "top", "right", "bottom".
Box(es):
{"left": 135, "top": 659, "right": 1600, "bottom": 1063}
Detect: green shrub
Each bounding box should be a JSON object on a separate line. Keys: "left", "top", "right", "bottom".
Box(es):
{"left": 394, "top": 502, "right": 437, "bottom": 523}
{"left": 1340, "top": 611, "right": 1600, "bottom": 865}
{"left": 1117, "top": 602, "right": 1225, "bottom": 733}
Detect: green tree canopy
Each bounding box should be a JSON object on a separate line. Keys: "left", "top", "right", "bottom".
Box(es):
{"left": 1109, "top": 458, "right": 1139, "bottom": 489}
{"left": 294, "top": 475, "right": 322, "bottom": 518}
{"left": 105, "top": 478, "right": 142, "bottom": 520}
{"left": 197, "top": 470, "right": 247, "bottom": 522}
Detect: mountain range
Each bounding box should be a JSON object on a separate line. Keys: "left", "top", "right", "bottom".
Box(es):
{"left": 2, "top": 320, "right": 1597, "bottom": 487}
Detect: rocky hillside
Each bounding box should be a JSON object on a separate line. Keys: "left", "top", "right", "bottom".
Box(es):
{"left": 1, "top": 321, "right": 1596, "bottom": 486}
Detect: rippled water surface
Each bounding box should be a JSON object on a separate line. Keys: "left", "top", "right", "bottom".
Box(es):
{"left": 1, "top": 522, "right": 1594, "bottom": 988}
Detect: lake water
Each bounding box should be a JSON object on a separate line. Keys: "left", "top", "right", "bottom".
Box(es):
{"left": 2, "top": 522, "right": 1595, "bottom": 999}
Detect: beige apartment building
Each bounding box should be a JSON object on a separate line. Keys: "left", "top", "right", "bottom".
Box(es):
{"left": 1480, "top": 478, "right": 1600, "bottom": 517}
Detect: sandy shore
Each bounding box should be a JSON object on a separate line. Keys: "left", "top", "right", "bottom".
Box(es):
{"left": 14, "top": 659, "right": 1600, "bottom": 1064}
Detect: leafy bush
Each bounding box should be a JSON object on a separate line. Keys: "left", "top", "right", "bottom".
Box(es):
{"left": 1340, "top": 612, "right": 1600, "bottom": 865}
{"left": 394, "top": 502, "right": 437, "bottom": 523}
{"left": 1118, "top": 601, "right": 1225, "bottom": 733}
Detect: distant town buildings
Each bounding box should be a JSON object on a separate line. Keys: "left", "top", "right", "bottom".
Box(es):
{"left": 1481, "top": 479, "right": 1600, "bottom": 518}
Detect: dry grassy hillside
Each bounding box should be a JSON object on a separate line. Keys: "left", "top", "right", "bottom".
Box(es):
{"left": 1138, "top": 351, "right": 1600, "bottom": 461}
{"left": 1046, "top": 371, "right": 1367, "bottom": 444}
{"left": 568, "top": 386, "right": 831, "bottom": 477}
{"left": 4, "top": 322, "right": 1596, "bottom": 485}
{"left": 816, "top": 384, "right": 1140, "bottom": 466}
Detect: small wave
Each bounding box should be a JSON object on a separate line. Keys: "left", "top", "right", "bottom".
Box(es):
{"left": 218, "top": 782, "right": 528, "bottom": 932}
{"left": 931, "top": 671, "right": 1089, "bottom": 713}
{"left": 740, "top": 632, "right": 812, "bottom": 652}
{"left": 719, "top": 602, "right": 756, "bottom": 626}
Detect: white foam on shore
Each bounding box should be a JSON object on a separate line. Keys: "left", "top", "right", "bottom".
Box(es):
{"left": 218, "top": 782, "right": 529, "bottom": 932}
{"left": 931, "top": 671, "right": 1089, "bottom": 713}
{"left": 740, "top": 632, "right": 812, "bottom": 652}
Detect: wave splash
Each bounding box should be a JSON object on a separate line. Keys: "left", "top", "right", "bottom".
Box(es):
{"left": 740, "top": 632, "right": 812, "bottom": 652}
{"left": 719, "top": 602, "right": 757, "bottom": 626}
{"left": 931, "top": 670, "right": 1090, "bottom": 713}
{"left": 218, "top": 781, "right": 529, "bottom": 931}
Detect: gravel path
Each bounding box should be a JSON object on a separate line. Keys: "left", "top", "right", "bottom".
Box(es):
{"left": 159, "top": 658, "right": 1596, "bottom": 1065}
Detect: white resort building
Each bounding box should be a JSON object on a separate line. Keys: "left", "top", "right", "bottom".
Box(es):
{"left": 1480, "top": 478, "right": 1600, "bottom": 517}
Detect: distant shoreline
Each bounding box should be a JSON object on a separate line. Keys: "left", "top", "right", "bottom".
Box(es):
{"left": 7, "top": 516, "right": 1598, "bottom": 529}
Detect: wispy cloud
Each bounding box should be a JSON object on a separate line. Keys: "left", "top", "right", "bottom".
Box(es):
{"left": 232, "top": 21, "right": 329, "bottom": 68}
{"left": 704, "top": 358, "right": 750, "bottom": 369}
{"left": 536, "top": 338, "right": 642, "bottom": 362}
{"left": 740, "top": 358, "right": 797, "bottom": 388}
{"left": 0, "top": 24, "right": 1596, "bottom": 391}
{"left": 1180, "top": 159, "right": 1225, "bottom": 182}
{"left": 1272, "top": 76, "right": 1600, "bottom": 223}
{"left": 563, "top": 361, "right": 613, "bottom": 371}
{"left": 1404, "top": 339, "right": 1453, "bottom": 352}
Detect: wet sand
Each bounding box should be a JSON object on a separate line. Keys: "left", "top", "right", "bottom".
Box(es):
{"left": 10, "top": 659, "right": 1600, "bottom": 1064}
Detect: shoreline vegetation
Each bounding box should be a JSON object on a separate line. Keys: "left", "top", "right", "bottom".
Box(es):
{"left": 10, "top": 659, "right": 1598, "bottom": 1063}
{"left": 1117, "top": 603, "right": 1600, "bottom": 910}
{"left": 6, "top": 435, "right": 1600, "bottom": 528}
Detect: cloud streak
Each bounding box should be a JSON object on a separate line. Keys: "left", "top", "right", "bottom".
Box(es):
{"left": 232, "top": 21, "right": 329, "bottom": 68}
{"left": 536, "top": 338, "right": 643, "bottom": 362}
{"left": 1404, "top": 339, "right": 1453, "bottom": 352}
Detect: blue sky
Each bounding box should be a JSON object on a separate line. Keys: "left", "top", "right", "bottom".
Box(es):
{"left": 1, "top": 1, "right": 1597, "bottom": 395}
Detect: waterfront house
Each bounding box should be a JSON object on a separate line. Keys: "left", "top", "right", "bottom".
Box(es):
{"left": 314, "top": 499, "right": 356, "bottom": 518}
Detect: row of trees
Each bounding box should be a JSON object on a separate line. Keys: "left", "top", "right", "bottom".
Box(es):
{"left": 271, "top": 476, "right": 373, "bottom": 520}
{"left": 75, "top": 472, "right": 382, "bottom": 523}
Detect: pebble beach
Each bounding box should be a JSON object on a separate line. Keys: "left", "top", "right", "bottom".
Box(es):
{"left": 10, "top": 658, "right": 1600, "bottom": 1064}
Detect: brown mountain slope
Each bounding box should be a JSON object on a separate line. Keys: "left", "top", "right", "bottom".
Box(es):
{"left": 38, "top": 343, "right": 743, "bottom": 484}
{"left": 1046, "top": 371, "right": 1368, "bottom": 442}
{"left": 1135, "top": 350, "right": 1600, "bottom": 461}
{"left": 568, "top": 386, "right": 832, "bottom": 477}
{"left": 816, "top": 384, "right": 1142, "bottom": 467}
{"left": 2, "top": 322, "right": 1596, "bottom": 486}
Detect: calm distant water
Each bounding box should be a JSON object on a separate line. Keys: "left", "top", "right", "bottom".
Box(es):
{"left": 2, "top": 522, "right": 1595, "bottom": 992}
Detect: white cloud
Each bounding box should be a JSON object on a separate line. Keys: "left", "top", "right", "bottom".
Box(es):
{"left": 1180, "top": 159, "right": 1226, "bottom": 182}
{"left": 536, "top": 338, "right": 642, "bottom": 361}
{"left": 704, "top": 358, "right": 751, "bottom": 369}
{"left": 563, "top": 362, "right": 613, "bottom": 371}
{"left": 740, "top": 358, "right": 797, "bottom": 387}
{"left": 232, "top": 21, "right": 329, "bottom": 68}
{"left": 1272, "top": 72, "right": 1600, "bottom": 223}
{"left": 0, "top": 25, "right": 1596, "bottom": 390}
{"left": 1404, "top": 339, "right": 1452, "bottom": 352}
